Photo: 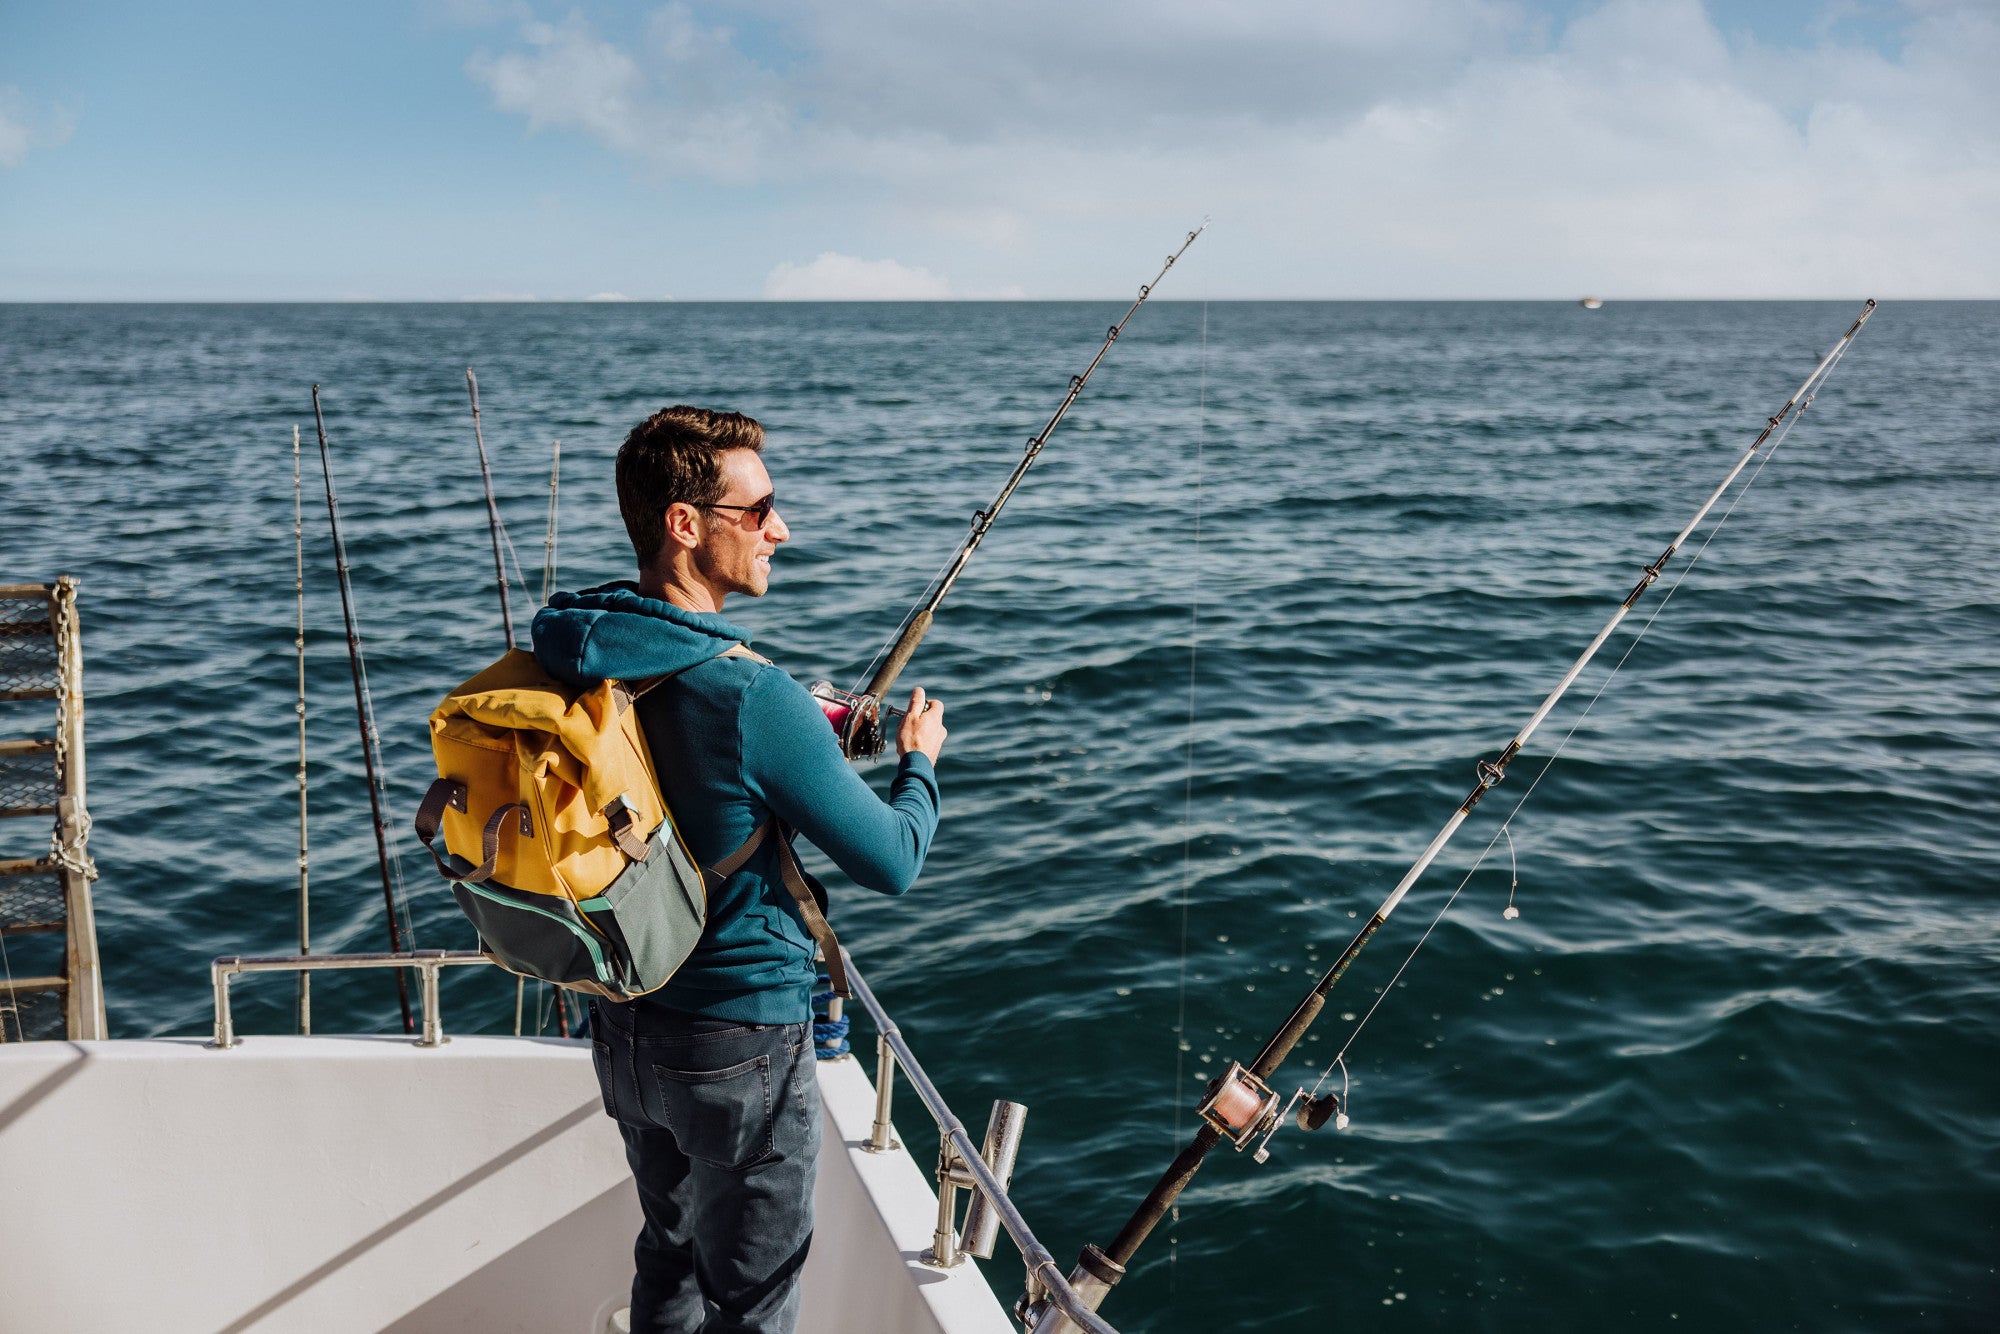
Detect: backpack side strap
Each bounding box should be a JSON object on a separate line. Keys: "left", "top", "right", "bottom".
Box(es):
{"left": 414, "top": 778, "right": 466, "bottom": 879}
{"left": 414, "top": 777, "right": 529, "bottom": 886}
{"left": 704, "top": 816, "right": 849, "bottom": 999}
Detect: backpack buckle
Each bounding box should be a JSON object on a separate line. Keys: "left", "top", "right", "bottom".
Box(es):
{"left": 602, "top": 793, "right": 648, "bottom": 861}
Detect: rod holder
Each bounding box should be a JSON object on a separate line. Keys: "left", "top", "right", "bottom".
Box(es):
{"left": 1029, "top": 1247, "right": 1123, "bottom": 1334}
{"left": 962, "top": 1099, "right": 1028, "bottom": 1259}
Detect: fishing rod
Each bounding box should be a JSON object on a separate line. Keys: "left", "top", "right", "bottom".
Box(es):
{"left": 294, "top": 424, "right": 312, "bottom": 1035}
{"left": 465, "top": 368, "right": 517, "bottom": 649}
{"left": 1027, "top": 300, "right": 1878, "bottom": 1332}
{"left": 311, "top": 386, "right": 415, "bottom": 1034}
{"left": 811, "top": 224, "right": 1207, "bottom": 758}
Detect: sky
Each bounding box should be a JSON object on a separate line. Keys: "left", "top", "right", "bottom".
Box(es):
{"left": 0, "top": 0, "right": 1994, "bottom": 300}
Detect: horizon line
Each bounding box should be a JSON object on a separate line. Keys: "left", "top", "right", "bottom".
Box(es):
{"left": 2, "top": 294, "right": 1983, "bottom": 305}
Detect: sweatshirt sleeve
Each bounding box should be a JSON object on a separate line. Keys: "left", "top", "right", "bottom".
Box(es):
{"left": 739, "top": 667, "right": 940, "bottom": 896}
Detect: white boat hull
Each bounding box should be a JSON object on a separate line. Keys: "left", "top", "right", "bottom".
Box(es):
{"left": 0, "top": 1034, "right": 1013, "bottom": 1334}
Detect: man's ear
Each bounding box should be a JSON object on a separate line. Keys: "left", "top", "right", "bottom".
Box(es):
{"left": 663, "top": 502, "right": 703, "bottom": 551}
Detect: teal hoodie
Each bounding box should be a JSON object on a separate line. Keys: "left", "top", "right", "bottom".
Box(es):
{"left": 532, "top": 583, "right": 940, "bottom": 1024}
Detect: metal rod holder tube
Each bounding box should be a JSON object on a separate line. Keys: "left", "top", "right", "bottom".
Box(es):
{"left": 962, "top": 1099, "right": 1027, "bottom": 1259}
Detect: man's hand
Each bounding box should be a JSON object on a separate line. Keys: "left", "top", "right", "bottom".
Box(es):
{"left": 896, "top": 686, "right": 947, "bottom": 765}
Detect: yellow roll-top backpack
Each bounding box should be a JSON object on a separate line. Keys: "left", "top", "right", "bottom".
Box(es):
{"left": 413, "top": 642, "right": 848, "bottom": 1001}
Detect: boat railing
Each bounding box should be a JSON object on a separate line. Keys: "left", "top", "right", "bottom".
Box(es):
{"left": 208, "top": 948, "right": 488, "bottom": 1049}
{"left": 839, "top": 955, "right": 1118, "bottom": 1334}
{"left": 206, "top": 947, "right": 1120, "bottom": 1334}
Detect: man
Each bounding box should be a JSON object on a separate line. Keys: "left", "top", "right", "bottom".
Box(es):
{"left": 532, "top": 405, "right": 947, "bottom": 1334}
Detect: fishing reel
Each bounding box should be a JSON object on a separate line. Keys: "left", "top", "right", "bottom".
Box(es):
{"left": 809, "top": 682, "right": 887, "bottom": 760}
{"left": 1197, "top": 1061, "right": 1346, "bottom": 1164}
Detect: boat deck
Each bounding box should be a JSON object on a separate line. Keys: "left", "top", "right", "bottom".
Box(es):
{"left": 0, "top": 1033, "right": 1014, "bottom": 1333}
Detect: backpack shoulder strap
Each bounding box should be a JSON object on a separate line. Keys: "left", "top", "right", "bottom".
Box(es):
{"left": 625, "top": 641, "right": 769, "bottom": 701}
{"left": 703, "top": 816, "right": 849, "bottom": 999}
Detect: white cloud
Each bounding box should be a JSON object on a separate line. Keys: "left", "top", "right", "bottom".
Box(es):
{"left": 0, "top": 109, "right": 27, "bottom": 168}
{"left": 466, "top": 1, "right": 2000, "bottom": 296}
{"left": 467, "top": 8, "right": 787, "bottom": 183}
{"left": 763, "top": 253, "right": 953, "bottom": 299}
{"left": 585, "top": 291, "right": 633, "bottom": 301}
{"left": 0, "top": 87, "right": 74, "bottom": 169}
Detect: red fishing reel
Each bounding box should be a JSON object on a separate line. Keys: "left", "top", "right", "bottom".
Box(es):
{"left": 809, "top": 682, "right": 888, "bottom": 760}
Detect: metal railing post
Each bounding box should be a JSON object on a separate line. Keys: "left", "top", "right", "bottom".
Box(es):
{"left": 211, "top": 960, "right": 238, "bottom": 1049}
{"left": 868, "top": 1033, "right": 899, "bottom": 1152}
{"left": 417, "top": 955, "right": 447, "bottom": 1047}
{"left": 204, "top": 951, "right": 488, "bottom": 1049}
{"left": 928, "top": 1128, "right": 963, "bottom": 1268}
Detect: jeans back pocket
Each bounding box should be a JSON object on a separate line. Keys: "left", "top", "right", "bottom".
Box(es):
{"left": 654, "top": 1053, "right": 774, "bottom": 1170}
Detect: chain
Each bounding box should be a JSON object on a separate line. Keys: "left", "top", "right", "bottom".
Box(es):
{"left": 48, "top": 582, "right": 98, "bottom": 883}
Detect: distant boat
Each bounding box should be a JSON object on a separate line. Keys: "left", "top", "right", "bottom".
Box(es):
{"left": 1580, "top": 296, "right": 1604, "bottom": 309}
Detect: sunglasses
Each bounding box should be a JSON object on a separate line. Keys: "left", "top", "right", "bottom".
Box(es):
{"left": 696, "top": 492, "right": 778, "bottom": 526}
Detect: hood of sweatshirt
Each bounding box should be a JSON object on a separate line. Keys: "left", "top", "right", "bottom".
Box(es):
{"left": 531, "top": 582, "right": 752, "bottom": 688}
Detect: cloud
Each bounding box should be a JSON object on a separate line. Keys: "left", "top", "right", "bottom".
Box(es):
{"left": 763, "top": 253, "right": 953, "bottom": 299}
{"left": 585, "top": 291, "right": 633, "bottom": 301}
{"left": 0, "top": 109, "right": 27, "bottom": 168}
{"left": 0, "top": 88, "right": 74, "bottom": 169}
{"left": 465, "top": 1, "right": 2000, "bottom": 296}
{"left": 467, "top": 8, "right": 787, "bottom": 183}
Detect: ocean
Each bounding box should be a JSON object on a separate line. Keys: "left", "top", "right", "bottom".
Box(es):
{"left": 1, "top": 299, "right": 1994, "bottom": 1331}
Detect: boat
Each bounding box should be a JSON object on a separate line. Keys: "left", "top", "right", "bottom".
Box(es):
{"left": 0, "top": 579, "right": 1109, "bottom": 1333}
{"left": 1579, "top": 296, "right": 1604, "bottom": 309}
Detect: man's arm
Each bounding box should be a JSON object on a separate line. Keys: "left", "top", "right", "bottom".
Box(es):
{"left": 740, "top": 668, "right": 940, "bottom": 895}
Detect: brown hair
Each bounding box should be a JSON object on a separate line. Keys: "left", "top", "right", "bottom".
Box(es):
{"left": 615, "top": 405, "right": 765, "bottom": 569}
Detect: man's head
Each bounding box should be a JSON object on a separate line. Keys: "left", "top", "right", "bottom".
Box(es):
{"left": 617, "top": 405, "right": 789, "bottom": 607}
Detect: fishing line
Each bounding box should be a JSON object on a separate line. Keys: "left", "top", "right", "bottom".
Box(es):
{"left": 847, "top": 544, "right": 962, "bottom": 698}
{"left": 0, "top": 918, "right": 21, "bottom": 1042}
{"left": 542, "top": 440, "right": 562, "bottom": 606}
{"left": 1309, "top": 345, "right": 1844, "bottom": 1099}
{"left": 295, "top": 424, "right": 313, "bottom": 1034}
{"left": 1047, "top": 304, "right": 1874, "bottom": 1324}
{"left": 312, "top": 386, "right": 421, "bottom": 1032}
{"left": 351, "top": 601, "right": 423, "bottom": 954}
{"left": 1169, "top": 298, "right": 1210, "bottom": 1287}
{"left": 823, "top": 225, "right": 1207, "bottom": 757}
{"left": 493, "top": 500, "right": 537, "bottom": 610}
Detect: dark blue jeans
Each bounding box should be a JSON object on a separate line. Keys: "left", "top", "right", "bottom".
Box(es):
{"left": 591, "top": 1000, "right": 822, "bottom": 1334}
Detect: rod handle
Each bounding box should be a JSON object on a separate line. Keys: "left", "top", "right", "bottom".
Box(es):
{"left": 864, "top": 609, "right": 933, "bottom": 703}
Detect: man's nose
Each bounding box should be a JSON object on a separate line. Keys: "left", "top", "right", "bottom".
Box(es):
{"left": 769, "top": 508, "right": 790, "bottom": 542}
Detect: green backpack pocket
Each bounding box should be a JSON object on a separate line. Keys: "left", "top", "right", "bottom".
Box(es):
{"left": 443, "top": 824, "right": 708, "bottom": 1001}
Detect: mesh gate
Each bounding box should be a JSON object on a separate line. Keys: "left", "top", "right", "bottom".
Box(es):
{"left": 0, "top": 986, "right": 65, "bottom": 1042}
{"left": 0, "top": 577, "right": 102, "bottom": 1041}
{"left": 0, "top": 861, "right": 64, "bottom": 933}
{"left": 0, "top": 590, "right": 57, "bottom": 700}
{"left": 0, "top": 743, "right": 59, "bottom": 817}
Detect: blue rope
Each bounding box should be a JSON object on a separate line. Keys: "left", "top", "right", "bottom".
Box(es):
{"left": 812, "top": 981, "right": 850, "bottom": 1060}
